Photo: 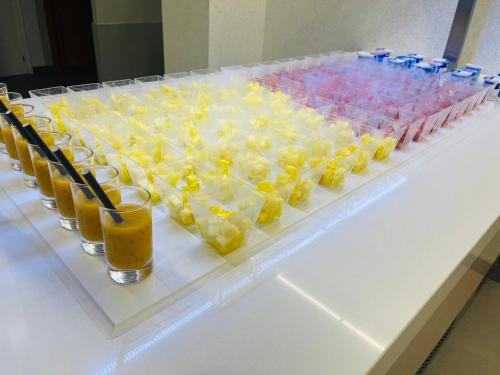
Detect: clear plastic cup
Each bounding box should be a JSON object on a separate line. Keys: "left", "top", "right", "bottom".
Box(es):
{"left": 71, "top": 165, "right": 119, "bottom": 255}
{"left": 98, "top": 185, "right": 153, "bottom": 284}
{"left": 189, "top": 176, "right": 263, "bottom": 255}
{"left": 48, "top": 146, "right": 93, "bottom": 230}
{"left": 13, "top": 116, "right": 51, "bottom": 188}
{"left": 286, "top": 163, "right": 325, "bottom": 206}
{"left": 28, "top": 131, "right": 72, "bottom": 209}
{"left": 233, "top": 152, "right": 296, "bottom": 224}
{"left": 1, "top": 103, "right": 34, "bottom": 170}
{"left": 28, "top": 86, "right": 69, "bottom": 132}
{"left": 153, "top": 157, "right": 204, "bottom": 227}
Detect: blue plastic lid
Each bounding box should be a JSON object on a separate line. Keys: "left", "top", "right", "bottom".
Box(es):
{"left": 392, "top": 58, "right": 407, "bottom": 65}
{"left": 484, "top": 76, "right": 500, "bottom": 84}
{"left": 415, "top": 62, "right": 433, "bottom": 71}
{"left": 357, "top": 51, "right": 374, "bottom": 59}
{"left": 408, "top": 53, "right": 424, "bottom": 59}
{"left": 452, "top": 70, "right": 474, "bottom": 77}
{"left": 431, "top": 58, "right": 448, "bottom": 65}
{"left": 465, "top": 63, "right": 484, "bottom": 71}
{"left": 373, "top": 48, "right": 392, "bottom": 56}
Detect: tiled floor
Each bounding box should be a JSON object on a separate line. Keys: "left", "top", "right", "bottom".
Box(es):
{"left": 424, "top": 279, "right": 500, "bottom": 374}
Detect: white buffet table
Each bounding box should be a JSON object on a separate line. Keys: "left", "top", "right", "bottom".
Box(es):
{"left": 1, "top": 103, "right": 500, "bottom": 375}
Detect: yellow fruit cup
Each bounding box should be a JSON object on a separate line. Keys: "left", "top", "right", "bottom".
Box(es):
{"left": 153, "top": 158, "right": 204, "bottom": 227}
{"left": 362, "top": 117, "right": 405, "bottom": 161}
{"left": 325, "top": 118, "right": 357, "bottom": 148}
{"left": 319, "top": 145, "right": 360, "bottom": 189}
{"left": 99, "top": 139, "right": 132, "bottom": 184}
{"left": 122, "top": 142, "right": 180, "bottom": 203}
{"left": 28, "top": 86, "right": 69, "bottom": 132}
{"left": 234, "top": 152, "right": 295, "bottom": 225}
{"left": 350, "top": 124, "right": 380, "bottom": 173}
{"left": 286, "top": 163, "right": 325, "bottom": 206}
{"left": 189, "top": 176, "right": 263, "bottom": 255}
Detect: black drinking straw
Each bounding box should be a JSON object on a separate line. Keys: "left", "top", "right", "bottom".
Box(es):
{"left": 0, "top": 99, "right": 8, "bottom": 113}
{"left": 2, "top": 110, "right": 32, "bottom": 141}
{"left": 81, "top": 169, "right": 124, "bottom": 224}
{"left": 22, "top": 123, "right": 67, "bottom": 176}
{"left": 52, "top": 147, "right": 94, "bottom": 199}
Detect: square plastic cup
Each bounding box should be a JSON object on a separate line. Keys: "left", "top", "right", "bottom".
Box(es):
{"left": 154, "top": 174, "right": 198, "bottom": 227}
{"left": 1, "top": 103, "right": 34, "bottom": 170}
{"left": 319, "top": 146, "right": 359, "bottom": 190}
{"left": 28, "top": 131, "right": 72, "bottom": 209}
{"left": 48, "top": 146, "right": 93, "bottom": 230}
{"left": 71, "top": 165, "right": 119, "bottom": 255}
{"left": 233, "top": 151, "right": 295, "bottom": 225}
{"left": 28, "top": 86, "right": 69, "bottom": 132}
{"left": 0, "top": 92, "right": 23, "bottom": 155}
{"left": 98, "top": 185, "right": 153, "bottom": 284}
{"left": 98, "top": 138, "right": 133, "bottom": 184}
{"left": 152, "top": 157, "right": 203, "bottom": 227}
{"left": 189, "top": 176, "right": 264, "bottom": 255}
{"left": 13, "top": 116, "right": 51, "bottom": 188}
{"left": 121, "top": 141, "right": 180, "bottom": 203}
{"left": 286, "top": 163, "right": 325, "bottom": 206}
{"left": 350, "top": 125, "right": 379, "bottom": 174}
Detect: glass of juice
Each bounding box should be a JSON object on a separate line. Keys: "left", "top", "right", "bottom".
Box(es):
{"left": 48, "top": 146, "right": 93, "bottom": 230}
{"left": 0, "top": 92, "right": 23, "bottom": 154}
{"left": 13, "top": 116, "right": 51, "bottom": 188}
{"left": 28, "top": 131, "right": 72, "bottom": 209}
{"left": 98, "top": 185, "right": 153, "bottom": 284}
{"left": 70, "top": 165, "right": 119, "bottom": 255}
{"left": 1, "top": 103, "right": 34, "bottom": 170}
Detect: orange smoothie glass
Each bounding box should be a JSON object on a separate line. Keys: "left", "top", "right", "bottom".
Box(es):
{"left": 48, "top": 146, "right": 93, "bottom": 230}
{"left": 99, "top": 185, "right": 153, "bottom": 284}
{"left": 0, "top": 83, "right": 7, "bottom": 151}
{"left": 1, "top": 103, "right": 34, "bottom": 170}
{"left": 71, "top": 165, "right": 119, "bottom": 255}
{"left": 28, "top": 131, "right": 72, "bottom": 209}
{"left": 13, "top": 116, "right": 51, "bottom": 188}
{"left": 0, "top": 92, "right": 23, "bottom": 154}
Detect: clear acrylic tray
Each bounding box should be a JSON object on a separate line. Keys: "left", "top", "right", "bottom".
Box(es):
{"left": 0, "top": 101, "right": 493, "bottom": 338}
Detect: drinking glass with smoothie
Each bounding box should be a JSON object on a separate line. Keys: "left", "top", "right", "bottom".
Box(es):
{"left": 28, "top": 131, "right": 72, "bottom": 209}
{"left": 1, "top": 101, "right": 32, "bottom": 168}
{"left": 70, "top": 165, "right": 119, "bottom": 255}
{"left": 13, "top": 116, "right": 51, "bottom": 188}
{"left": 48, "top": 146, "right": 93, "bottom": 230}
{"left": 0, "top": 84, "right": 8, "bottom": 153}
{"left": 0, "top": 83, "right": 7, "bottom": 98}
{"left": 0, "top": 91, "right": 22, "bottom": 154}
{"left": 98, "top": 185, "right": 153, "bottom": 284}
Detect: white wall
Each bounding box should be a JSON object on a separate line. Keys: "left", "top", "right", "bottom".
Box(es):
{"left": 162, "top": 0, "right": 209, "bottom": 73}
{"left": 162, "top": 0, "right": 500, "bottom": 73}
{"left": 262, "top": 0, "right": 458, "bottom": 61}
{"left": 209, "top": 0, "right": 266, "bottom": 68}
{"left": 461, "top": 0, "right": 500, "bottom": 74}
